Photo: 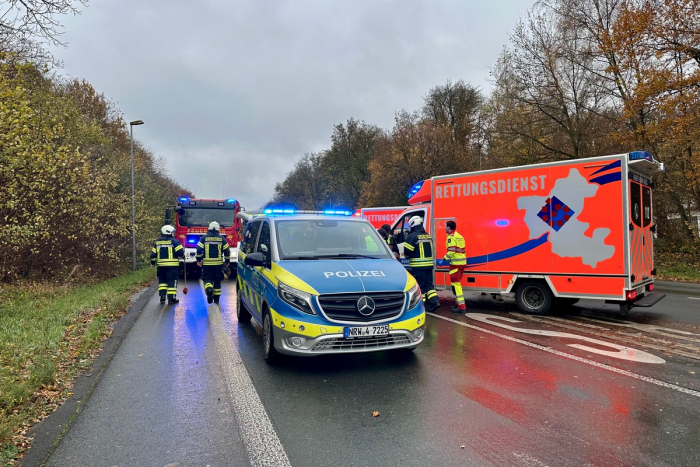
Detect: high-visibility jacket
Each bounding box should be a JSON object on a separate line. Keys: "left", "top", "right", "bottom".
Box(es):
{"left": 386, "top": 235, "right": 399, "bottom": 255}
{"left": 445, "top": 231, "right": 466, "bottom": 266}
{"left": 150, "top": 235, "right": 184, "bottom": 267}
{"left": 196, "top": 230, "right": 230, "bottom": 266}
{"left": 403, "top": 225, "right": 434, "bottom": 269}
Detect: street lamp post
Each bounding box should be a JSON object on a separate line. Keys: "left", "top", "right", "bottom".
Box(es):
{"left": 130, "top": 120, "right": 144, "bottom": 271}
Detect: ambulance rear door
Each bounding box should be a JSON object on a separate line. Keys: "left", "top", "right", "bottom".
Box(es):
{"left": 628, "top": 172, "right": 654, "bottom": 286}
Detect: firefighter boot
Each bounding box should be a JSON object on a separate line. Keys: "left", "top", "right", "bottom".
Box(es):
{"left": 159, "top": 292, "right": 166, "bottom": 303}
{"left": 450, "top": 306, "right": 466, "bottom": 314}
{"left": 168, "top": 296, "right": 180, "bottom": 305}
{"left": 213, "top": 295, "right": 220, "bottom": 305}
{"left": 206, "top": 288, "right": 214, "bottom": 304}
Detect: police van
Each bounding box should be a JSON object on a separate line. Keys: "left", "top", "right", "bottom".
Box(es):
{"left": 236, "top": 209, "right": 425, "bottom": 363}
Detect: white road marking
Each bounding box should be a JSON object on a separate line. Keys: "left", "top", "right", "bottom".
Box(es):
{"left": 428, "top": 312, "right": 700, "bottom": 398}
{"left": 466, "top": 313, "right": 665, "bottom": 364}
{"left": 209, "top": 306, "right": 292, "bottom": 467}
{"left": 689, "top": 297, "right": 700, "bottom": 300}
{"left": 576, "top": 316, "right": 700, "bottom": 342}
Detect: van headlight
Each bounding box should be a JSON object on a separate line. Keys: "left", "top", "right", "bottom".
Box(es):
{"left": 407, "top": 283, "right": 421, "bottom": 310}
{"left": 278, "top": 281, "right": 316, "bottom": 315}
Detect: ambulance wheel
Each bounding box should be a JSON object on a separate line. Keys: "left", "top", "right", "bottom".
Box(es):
{"left": 236, "top": 284, "right": 251, "bottom": 323}
{"left": 515, "top": 280, "right": 553, "bottom": 315}
{"left": 262, "top": 308, "right": 280, "bottom": 365}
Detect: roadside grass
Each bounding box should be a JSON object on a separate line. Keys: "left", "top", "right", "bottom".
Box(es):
{"left": 657, "top": 263, "right": 700, "bottom": 283}
{"left": 0, "top": 268, "right": 155, "bottom": 465}
{"left": 655, "top": 238, "right": 700, "bottom": 283}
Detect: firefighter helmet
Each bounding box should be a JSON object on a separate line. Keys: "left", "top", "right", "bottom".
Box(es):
{"left": 209, "top": 221, "right": 220, "bottom": 232}
{"left": 161, "top": 225, "right": 175, "bottom": 236}
{"left": 408, "top": 216, "right": 423, "bottom": 227}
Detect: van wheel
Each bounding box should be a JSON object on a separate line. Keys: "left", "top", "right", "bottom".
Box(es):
{"left": 262, "top": 309, "right": 280, "bottom": 364}
{"left": 236, "top": 285, "right": 251, "bottom": 323}
{"left": 515, "top": 280, "right": 553, "bottom": 315}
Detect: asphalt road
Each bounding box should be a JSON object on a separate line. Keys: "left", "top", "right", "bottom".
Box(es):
{"left": 26, "top": 279, "right": 700, "bottom": 467}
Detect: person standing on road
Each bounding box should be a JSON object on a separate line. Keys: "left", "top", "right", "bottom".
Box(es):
{"left": 150, "top": 225, "right": 185, "bottom": 304}
{"left": 196, "top": 221, "right": 230, "bottom": 305}
{"left": 444, "top": 220, "right": 467, "bottom": 313}
{"left": 381, "top": 223, "right": 400, "bottom": 258}
{"left": 403, "top": 216, "right": 440, "bottom": 312}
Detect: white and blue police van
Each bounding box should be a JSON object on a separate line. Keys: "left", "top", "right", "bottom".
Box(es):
{"left": 236, "top": 209, "right": 425, "bottom": 363}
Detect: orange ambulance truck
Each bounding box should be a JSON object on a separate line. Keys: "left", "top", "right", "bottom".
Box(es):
{"left": 353, "top": 206, "right": 409, "bottom": 229}
{"left": 389, "top": 151, "right": 666, "bottom": 315}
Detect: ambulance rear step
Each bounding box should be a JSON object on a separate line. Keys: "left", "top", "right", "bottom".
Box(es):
{"left": 632, "top": 292, "right": 666, "bottom": 308}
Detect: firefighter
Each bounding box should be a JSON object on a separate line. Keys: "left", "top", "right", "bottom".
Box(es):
{"left": 196, "top": 221, "right": 230, "bottom": 304}
{"left": 403, "top": 216, "right": 440, "bottom": 312}
{"left": 381, "top": 223, "right": 400, "bottom": 257}
{"left": 150, "top": 225, "right": 184, "bottom": 304}
{"left": 444, "top": 220, "right": 467, "bottom": 313}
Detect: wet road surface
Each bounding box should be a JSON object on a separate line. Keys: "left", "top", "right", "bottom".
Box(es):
{"left": 36, "top": 279, "right": 700, "bottom": 467}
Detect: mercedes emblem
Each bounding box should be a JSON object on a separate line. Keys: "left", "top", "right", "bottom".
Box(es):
{"left": 356, "top": 296, "right": 376, "bottom": 316}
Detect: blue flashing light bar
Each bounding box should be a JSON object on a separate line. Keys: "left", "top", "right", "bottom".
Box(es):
{"left": 408, "top": 181, "right": 424, "bottom": 197}
{"left": 187, "top": 239, "right": 197, "bottom": 244}
{"left": 226, "top": 199, "right": 237, "bottom": 204}
{"left": 496, "top": 220, "right": 509, "bottom": 227}
{"left": 178, "top": 197, "right": 189, "bottom": 203}
{"left": 629, "top": 151, "right": 653, "bottom": 161}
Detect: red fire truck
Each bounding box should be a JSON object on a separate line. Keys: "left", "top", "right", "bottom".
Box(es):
{"left": 352, "top": 206, "right": 409, "bottom": 229}
{"left": 389, "top": 151, "right": 666, "bottom": 315}
{"left": 165, "top": 197, "right": 244, "bottom": 278}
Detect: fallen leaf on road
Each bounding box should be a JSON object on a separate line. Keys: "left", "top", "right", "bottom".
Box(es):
{"left": 372, "top": 411, "right": 380, "bottom": 417}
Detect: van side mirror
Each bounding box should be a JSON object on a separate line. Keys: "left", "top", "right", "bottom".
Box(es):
{"left": 245, "top": 252, "right": 264, "bottom": 267}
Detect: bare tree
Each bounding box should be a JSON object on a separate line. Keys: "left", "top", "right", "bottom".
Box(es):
{"left": 1, "top": 0, "right": 86, "bottom": 63}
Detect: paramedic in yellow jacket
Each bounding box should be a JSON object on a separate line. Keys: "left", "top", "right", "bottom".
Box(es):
{"left": 444, "top": 220, "right": 467, "bottom": 313}
{"left": 196, "top": 221, "right": 230, "bottom": 304}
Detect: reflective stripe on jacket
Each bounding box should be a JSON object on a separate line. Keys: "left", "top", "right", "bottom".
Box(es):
{"left": 150, "top": 236, "right": 184, "bottom": 267}
{"left": 404, "top": 226, "right": 434, "bottom": 269}
{"left": 196, "top": 230, "right": 231, "bottom": 266}
{"left": 445, "top": 231, "right": 466, "bottom": 266}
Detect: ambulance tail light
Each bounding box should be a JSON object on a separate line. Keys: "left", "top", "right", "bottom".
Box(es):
{"left": 625, "top": 290, "right": 637, "bottom": 301}
{"left": 647, "top": 283, "right": 654, "bottom": 292}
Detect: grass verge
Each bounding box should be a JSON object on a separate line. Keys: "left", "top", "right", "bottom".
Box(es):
{"left": 0, "top": 268, "right": 156, "bottom": 465}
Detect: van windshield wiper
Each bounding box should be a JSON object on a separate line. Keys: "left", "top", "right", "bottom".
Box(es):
{"left": 314, "top": 254, "right": 382, "bottom": 259}
{"left": 282, "top": 256, "right": 319, "bottom": 260}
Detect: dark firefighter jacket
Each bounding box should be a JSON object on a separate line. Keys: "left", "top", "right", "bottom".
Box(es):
{"left": 403, "top": 225, "right": 434, "bottom": 269}
{"left": 150, "top": 235, "right": 184, "bottom": 267}
{"left": 196, "top": 230, "right": 231, "bottom": 266}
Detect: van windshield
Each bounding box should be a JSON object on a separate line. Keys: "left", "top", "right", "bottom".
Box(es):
{"left": 275, "top": 219, "right": 393, "bottom": 260}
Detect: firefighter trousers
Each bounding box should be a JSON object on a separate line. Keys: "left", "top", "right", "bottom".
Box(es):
{"left": 157, "top": 266, "right": 179, "bottom": 299}
{"left": 412, "top": 267, "right": 439, "bottom": 311}
{"left": 201, "top": 265, "right": 224, "bottom": 300}
{"left": 449, "top": 265, "right": 466, "bottom": 310}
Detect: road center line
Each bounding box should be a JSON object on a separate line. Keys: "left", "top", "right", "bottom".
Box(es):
{"left": 689, "top": 297, "right": 700, "bottom": 300}
{"left": 209, "top": 306, "right": 292, "bottom": 467}
{"left": 428, "top": 312, "right": 700, "bottom": 399}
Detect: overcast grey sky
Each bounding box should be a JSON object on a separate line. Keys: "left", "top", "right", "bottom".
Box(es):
{"left": 52, "top": 0, "right": 533, "bottom": 210}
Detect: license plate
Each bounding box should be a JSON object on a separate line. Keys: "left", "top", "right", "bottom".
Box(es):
{"left": 635, "top": 286, "right": 644, "bottom": 295}
{"left": 344, "top": 325, "right": 389, "bottom": 339}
